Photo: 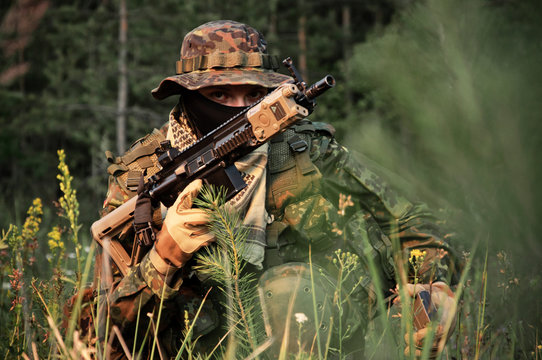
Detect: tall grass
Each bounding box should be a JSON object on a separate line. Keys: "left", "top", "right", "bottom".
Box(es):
{"left": 345, "top": 0, "right": 542, "bottom": 357}
{"left": 0, "top": 150, "right": 92, "bottom": 359}
{"left": 0, "top": 149, "right": 536, "bottom": 360}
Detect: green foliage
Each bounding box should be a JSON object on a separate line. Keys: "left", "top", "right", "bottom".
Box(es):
{"left": 193, "top": 185, "right": 266, "bottom": 357}
{"left": 0, "top": 150, "right": 91, "bottom": 358}
{"left": 345, "top": 0, "right": 542, "bottom": 355}
{"left": 328, "top": 249, "right": 364, "bottom": 356}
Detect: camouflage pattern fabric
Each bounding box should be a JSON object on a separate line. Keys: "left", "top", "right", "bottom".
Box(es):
{"left": 91, "top": 120, "right": 457, "bottom": 359}
{"left": 151, "top": 20, "right": 292, "bottom": 99}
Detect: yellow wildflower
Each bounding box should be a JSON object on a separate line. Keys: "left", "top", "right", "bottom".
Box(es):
{"left": 47, "top": 226, "right": 64, "bottom": 252}
{"left": 21, "top": 198, "right": 43, "bottom": 241}
{"left": 409, "top": 249, "right": 426, "bottom": 265}
{"left": 57, "top": 149, "right": 80, "bottom": 230}
{"left": 56, "top": 149, "right": 82, "bottom": 263}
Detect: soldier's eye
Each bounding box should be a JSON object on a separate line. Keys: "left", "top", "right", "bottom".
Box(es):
{"left": 246, "top": 90, "right": 266, "bottom": 103}
{"left": 199, "top": 87, "right": 231, "bottom": 104}
{"left": 210, "top": 91, "right": 226, "bottom": 101}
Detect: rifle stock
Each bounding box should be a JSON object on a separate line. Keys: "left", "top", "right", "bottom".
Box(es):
{"left": 91, "top": 196, "right": 136, "bottom": 276}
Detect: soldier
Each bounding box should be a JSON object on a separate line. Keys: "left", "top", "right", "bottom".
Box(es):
{"left": 94, "top": 20, "right": 459, "bottom": 359}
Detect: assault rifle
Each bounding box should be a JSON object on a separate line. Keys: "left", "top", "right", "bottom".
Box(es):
{"left": 91, "top": 58, "right": 335, "bottom": 276}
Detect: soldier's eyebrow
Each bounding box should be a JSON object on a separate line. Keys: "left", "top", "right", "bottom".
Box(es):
{"left": 200, "top": 85, "right": 267, "bottom": 94}
{"left": 200, "top": 86, "right": 231, "bottom": 93}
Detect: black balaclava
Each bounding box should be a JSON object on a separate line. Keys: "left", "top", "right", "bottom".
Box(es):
{"left": 181, "top": 90, "right": 249, "bottom": 136}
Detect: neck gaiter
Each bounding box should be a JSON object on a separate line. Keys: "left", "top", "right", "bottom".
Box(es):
{"left": 182, "top": 90, "right": 248, "bottom": 136}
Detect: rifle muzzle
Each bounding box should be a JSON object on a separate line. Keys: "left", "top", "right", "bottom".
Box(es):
{"left": 305, "top": 75, "right": 335, "bottom": 100}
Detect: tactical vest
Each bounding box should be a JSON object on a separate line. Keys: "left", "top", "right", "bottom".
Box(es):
{"left": 264, "top": 121, "right": 335, "bottom": 264}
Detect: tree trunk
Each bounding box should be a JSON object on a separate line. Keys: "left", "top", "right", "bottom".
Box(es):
{"left": 116, "top": 0, "right": 128, "bottom": 155}
{"left": 268, "top": 0, "right": 278, "bottom": 44}
{"left": 297, "top": 0, "right": 308, "bottom": 83}
{"left": 342, "top": 4, "right": 352, "bottom": 112}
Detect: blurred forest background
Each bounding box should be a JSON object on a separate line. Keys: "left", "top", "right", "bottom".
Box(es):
{"left": 1, "top": 0, "right": 542, "bottom": 357}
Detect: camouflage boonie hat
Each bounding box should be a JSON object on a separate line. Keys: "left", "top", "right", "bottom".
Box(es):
{"left": 152, "top": 20, "right": 292, "bottom": 100}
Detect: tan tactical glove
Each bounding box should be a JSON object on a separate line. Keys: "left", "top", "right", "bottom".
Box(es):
{"left": 399, "top": 282, "right": 457, "bottom": 359}
{"left": 153, "top": 179, "right": 215, "bottom": 269}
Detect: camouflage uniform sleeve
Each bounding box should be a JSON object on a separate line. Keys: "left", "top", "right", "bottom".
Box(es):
{"left": 92, "top": 250, "right": 184, "bottom": 358}
{"left": 93, "top": 124, "right": 188, "bottom": 355}
{"left": 315, "top": 137, "right": 458, "bottom": 288}
{"left": 105, "top": 251, "right": 183, "bottom": 327}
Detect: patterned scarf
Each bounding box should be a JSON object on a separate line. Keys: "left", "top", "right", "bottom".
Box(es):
{"left": 167, "top": 103, "right": 269, "bottom": 268}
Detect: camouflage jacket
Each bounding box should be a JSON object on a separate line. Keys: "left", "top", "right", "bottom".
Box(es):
{"left": 93, "top": 120, "right": 457, "bottom": 359}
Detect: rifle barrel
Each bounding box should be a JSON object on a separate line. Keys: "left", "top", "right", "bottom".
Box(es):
{"left": 305, "top": 75, "right": 335, "bottom": 100}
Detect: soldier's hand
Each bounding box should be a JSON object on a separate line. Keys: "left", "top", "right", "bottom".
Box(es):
{"left": 400, "top": 282, "right": 457, "bottom": 359}
{"left": 154, "top": 179, "right": 215, "bottom": 268}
